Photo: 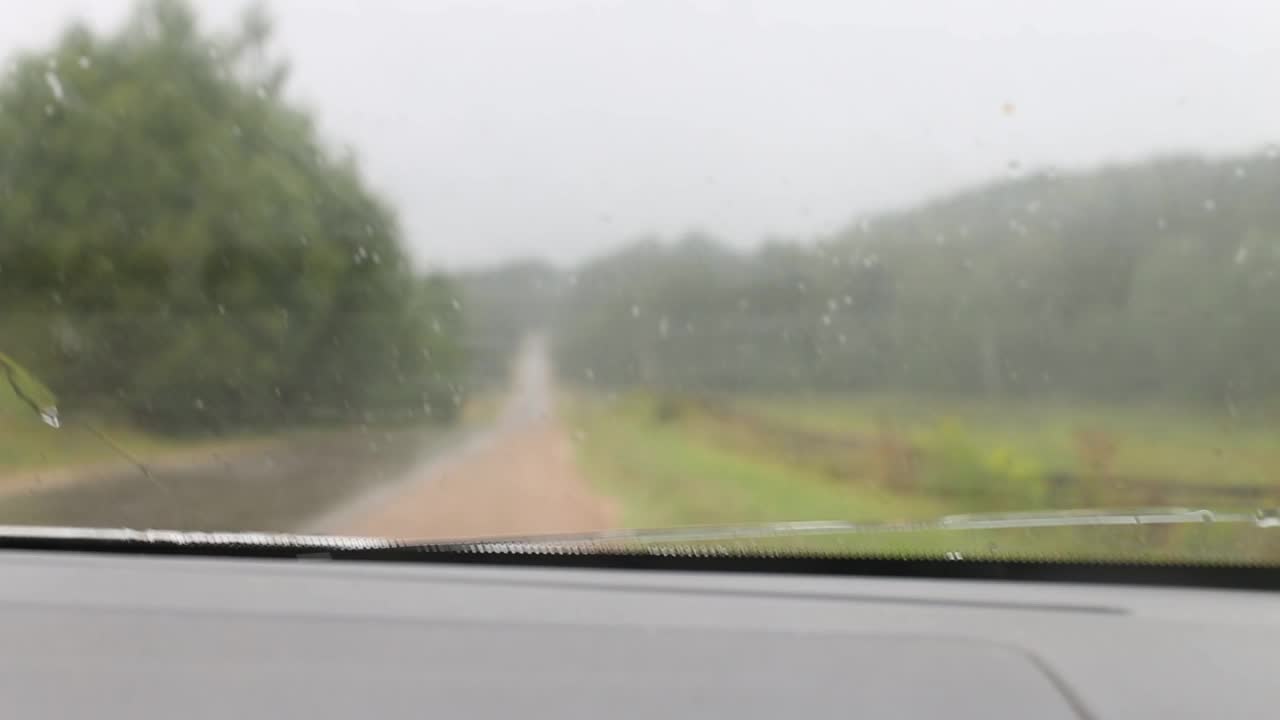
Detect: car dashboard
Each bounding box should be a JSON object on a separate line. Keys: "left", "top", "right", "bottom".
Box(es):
{"left": 0, "top": 548, "right": 1276, "bottom": 719}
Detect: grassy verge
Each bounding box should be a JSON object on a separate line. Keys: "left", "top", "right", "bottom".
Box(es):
{"left": 0, "top": 382, "right": 489, "bottom": 530}
{"left": 570, "top": 394, "right": 947, "bottom": 529}
{"left": 730, "top": 392, "right": 1280, "bottom": 492}
{"left": 566, "top": 391, "right": 1280, "bottom": 562}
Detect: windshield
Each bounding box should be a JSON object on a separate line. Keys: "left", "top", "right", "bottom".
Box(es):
{"left": 1, "top": 0, "right": 1278, "bottom": 564}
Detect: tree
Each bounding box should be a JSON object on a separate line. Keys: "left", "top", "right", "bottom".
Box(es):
{"left": 547, "top": 149, "right": 1280, "bottom": 413}
{"left": 0, "top": 0, "right": 464, "bottom": 431}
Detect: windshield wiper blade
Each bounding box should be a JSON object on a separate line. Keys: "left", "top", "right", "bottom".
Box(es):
{"left": 432, "top": 507, "right": 1280, "bottom": 552}
{"left": 0, "top": 507, "right": 1274, "bottom": 557}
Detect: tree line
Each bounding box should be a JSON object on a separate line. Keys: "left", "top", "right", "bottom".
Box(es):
{"left": 0, "top": 0, "right": 465, "bottom": 432}
{"left": 549, "top": 152, "right": 1280, "bottom": 412}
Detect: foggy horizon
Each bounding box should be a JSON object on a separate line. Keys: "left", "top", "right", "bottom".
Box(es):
{"left": 6, "top": 0, "right": 1279, "bottom": 269}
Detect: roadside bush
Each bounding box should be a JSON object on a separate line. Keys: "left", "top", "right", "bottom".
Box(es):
{"left": 921, "top": 420, "right": 1046, "bottom": 510}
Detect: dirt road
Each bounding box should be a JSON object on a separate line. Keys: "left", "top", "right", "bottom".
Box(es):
{"left": 319, "top": 335, "right": 619, "bottom": 540}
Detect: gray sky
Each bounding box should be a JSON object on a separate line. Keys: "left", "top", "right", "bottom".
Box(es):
{"left": 4, "top": 0, "right": 1280, "bottom": 268}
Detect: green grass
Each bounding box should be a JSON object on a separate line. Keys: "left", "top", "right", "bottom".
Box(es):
{"left": 0, "top": 384, "right": 283, "bottom": 482}
{"left": 569, "top": 393, "right": 948, "bottom": 529}
{"left": 729, "top": 392, "right": 1280, "bottom": 490}
{"left": 0, "top": 414, "right": 276, "bottom": 483}
{"left": 565, "top": 391, "right": 1280, "bottom": 562}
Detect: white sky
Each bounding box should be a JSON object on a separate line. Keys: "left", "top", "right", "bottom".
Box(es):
{"left": 4, "top": 0, "right": 1280, "bottom": 268}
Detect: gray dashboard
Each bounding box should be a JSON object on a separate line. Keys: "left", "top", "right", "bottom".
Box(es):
{"left": 0, "top": 550, "right": 1276, "bottom": 718}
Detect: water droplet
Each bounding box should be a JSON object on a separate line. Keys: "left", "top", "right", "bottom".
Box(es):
{"left": 821, "top": 314, "right": 832, "bottom": 326}
{"left": 77, "top": 56, "right": 91, "bottom": 69}
{"left": 194, "top": 398, "right": 205, "bottom": 410}
{"left": 1234, "top": 246, "right": 1250, "bottom": 265}
{"left": 631, "top": 304, "right": 641, "bottom": 318}
{"left": 843, "top": 295, "right": 853, "bottom": 306}
{"left": 1203, "top": 199, "right": 1217, "bottom": 212}
{"left": 1234, "top": 166, "right": 1247, "bottom": 179}
{"left": 658, "top": 316, "right": 670, "bottom": 338}
{"left": 862, "top": 255, "right": 878, "bottom": 268}
{"left": 450, "top": 298, "right": 462, "bottom": 311}
{"left": 1266, "top": 144, "right": 1279, "bottom": 159}
{"left": 827, "top": 299, "right": 839, "bottom": 311}
{"left": 217, "top": 303, "right": 226, "bottom": 315}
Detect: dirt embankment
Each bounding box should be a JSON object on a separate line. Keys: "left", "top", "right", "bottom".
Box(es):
{"left": 0, "top": 335, "right": 616, "bottom": 539}
{"left": 0, "top": 428, "right": 441, "bottom": 532}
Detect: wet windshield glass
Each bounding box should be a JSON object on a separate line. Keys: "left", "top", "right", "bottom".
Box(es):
{"left": 1, "top": 0, "right": 1278, "bottom": 563}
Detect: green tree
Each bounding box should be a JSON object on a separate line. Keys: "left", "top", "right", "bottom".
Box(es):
{"left": 549, "top": 150, "right": 1280, "bottom": 413}
{"left": 0, "top": 0, "right": 463, "bottom": 431}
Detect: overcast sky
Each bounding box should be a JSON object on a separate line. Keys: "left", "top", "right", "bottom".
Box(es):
{"left": 4, "top": 0, "right": 1279, "bottom": 268}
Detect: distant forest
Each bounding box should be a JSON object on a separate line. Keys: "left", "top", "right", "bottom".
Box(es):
{"left": 465, "top": 150, "right": 1280, "bottom": 411}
